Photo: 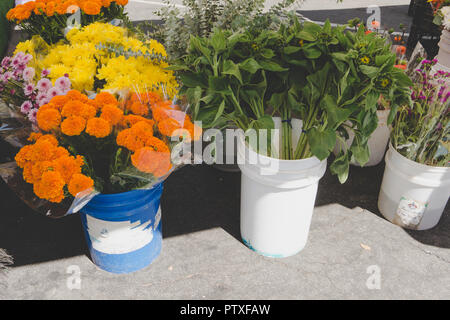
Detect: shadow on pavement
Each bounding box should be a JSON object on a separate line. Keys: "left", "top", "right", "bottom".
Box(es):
{"left": 2, "top": 153, "right": 448, "bottom": 268}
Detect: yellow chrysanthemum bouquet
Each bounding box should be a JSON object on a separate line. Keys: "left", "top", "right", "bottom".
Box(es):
{"left": 15, "top": 22, "right": 178, "bottom": 96}
{"left": 7, "top": 0, "right": 130, "bottom": 45}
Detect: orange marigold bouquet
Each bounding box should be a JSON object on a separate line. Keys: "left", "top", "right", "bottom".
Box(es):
{"left": 13, "top": 88, "right": 201, "bottom": 216}
{"left": 7, "top": 0, "right": 129, "bottom": 44}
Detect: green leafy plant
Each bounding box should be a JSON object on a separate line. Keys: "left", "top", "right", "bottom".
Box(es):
{"left": 173, "top": 16, "right": 412, "bottom": 182}
{"left": 391, "top": 59, "right": 449, "bottom": 167}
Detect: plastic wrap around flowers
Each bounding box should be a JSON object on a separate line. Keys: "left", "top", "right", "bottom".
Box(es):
{"left": 12, "top": 89, "right": 201, "bottom": 217}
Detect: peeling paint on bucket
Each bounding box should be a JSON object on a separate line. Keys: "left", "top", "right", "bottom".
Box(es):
{"left": 80, "top": 183, "right": 163, "bottom": 274}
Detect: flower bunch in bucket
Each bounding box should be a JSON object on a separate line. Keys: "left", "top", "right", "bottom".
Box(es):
{"left": 6, "top": 0, "right": 130, "bottom": 44}
{"left": 0, "top": 51, "right": 71, "bottom": 124}
{"left": 391, "top": 59, "right": 449, "bottom": 166}
{"left": 14, "top": 22, "right": 178, "bottom": 95}
{"left": 13, "top": 88, "right": 201, "bottom": 215}
{"left": 174, "top": 16, "right": 412, "bottom": 182}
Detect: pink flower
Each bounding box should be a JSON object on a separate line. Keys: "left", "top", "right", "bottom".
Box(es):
{"left": 24, "top": 83, "right": 35, "bottom": 96}
{"left": 22, "top": 54, "right": 32, "bottom": 64}
{"left": 36, "top": 78, "right": 52, "bottom": 93}
{"left": 20, "top": 101, "right": 33, "bottom": 114}
{"left": 36, "top": 92, "right": 50, "bottom": 106}
{"left": 27, "top": 108, "right": 38, "bottom": 124}
{"left": 54, "top": 76, "right": 71, "bottom": 93}
{"left": 1, "top": 57, "right": 10, "bottom": 68}
{"left": 22, "top": 67, "right": 35, "bottom": 82}
{"left": 3, "top": 71, "right": 12, "bottom": 81}
{"left": 14, "top": 52, "right": 24, "bottom": 61}
{"left": 47, "top": 86, "right": 63, "bottom": 99}
{"left": 11, "top": 56, "right": 21, "bottom": 67}
{"left": 41, "top": 69, "right": 50, "bottom": 77}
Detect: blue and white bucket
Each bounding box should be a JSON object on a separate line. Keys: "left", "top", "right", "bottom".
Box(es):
{"left": 80, "top": 183, "right": 163, "bottom": 274}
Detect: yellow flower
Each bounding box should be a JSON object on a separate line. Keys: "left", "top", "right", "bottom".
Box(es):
{"left": 359, "top": 56, "right": 370, "bottom": 65}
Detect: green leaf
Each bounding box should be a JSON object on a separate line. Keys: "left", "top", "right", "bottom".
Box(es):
{"left": 330, "top": 151, "right": 350, "bottom": 183}
{"left": 222, "top": 60, "right": 242, "bottom": 84}
{"left": 359, "top": 65, "right": 379, "bottom": 78}
{"left": 210, "top": 28, "right": 227, "bottom": 52}
{"left": 189, "top": 35, "right": 211, "bottom": 61}
{"left": 365, "top": 90, "right": 380, "bottom": 111}
{"left": 207, "top": 76, "right": 230, "bottom": 94}
{"left": 350, "top": 141, "right": 370, "bottom": 166}
{"left": 180, "top": 73, "right": 207, "bottom": 88}
{"left": 296, "top": 30, "right": 317, "bottom": 41}
{"left": 239, "top": 58, "right": 261, "bottom": 74}
{"left": 375, "top": 54, "right": 392, "bottom": 67}
{"left": 392, "top": 68, "right": 413, "bottom": 87}
{"left": 307, "top": 127, "right": 336, "bottom": 160}
{"left": 260, "top": 48, "right": 275, "bottom": 59}
{"left": 284, "top": 46, "right": 302, "bottom": 55}
{"left": 332, "top": 52, "right": 348, "bottom": 62}
{"left": 212, "top": 100, "right": 226, "bottom": 125}
{"left": 303, "top": 46, "right": 322, "bottom": 59}
{"left": 322, "top": 95, "right": 353, "bottom": 129}
{"left": 259, "top": 60, "right": 288, "bottom": 72}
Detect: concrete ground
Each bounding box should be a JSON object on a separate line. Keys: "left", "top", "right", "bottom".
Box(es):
{"left": 1, "top": 0, "right": 449, "bottom": 300}
{"left": 0, "top": 163, "right": 449, "bottom": 299}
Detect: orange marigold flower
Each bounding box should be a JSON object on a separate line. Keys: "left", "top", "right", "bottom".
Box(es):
{"left": 61, "top": 116, "right": 86, "bottom": 136}
{"left": 15, "top": 145, "right": 34, "bottom": 168}
{"left": 131, "top": 147, "right": 172, "bottom": 177}
{"left": 81, "top": 1, "right": 102, "bottom": 15}
{"left": 55, "top": 146, "right": 70, "bottom": 158}
{"left": 66, "top": 90, "right": 88, "bottom": 102}
{"left": 37, "top": 108, "right": 61, "bottom": 131}
{"left": 30, "top": 160, "right": 54, "bottom": 184}
{"left": 145, "top": 136, "right": 170, "bottom": 153}
{"left": 86, "top": 117, "right": 111, "bottom": 138}
{"left": 30, "top": 140, "right": 58, "bottom": 162}
{"left": 68, "top": 173, "right": 94, "bottom": 197}
{"left": 45, "top": 1, "right": 57, "bottom": 16}
{"left": 100, "top": 104, "right": 123, "bottom": 125}
{"left": 33, "top": 2, "right": 46, "bottom": 15}
{"left": 129, "top": 101, "right": 149, "bottom": 116}
{"left": 114, "top": 0, "right": 129, "bottom": 6}
{"left": 39, "top": 103, "right": 58, "bottom": 113}
{"left": 37, "top": 134, "right": 59, "bottom": 147}
{"left": 23, "top": 162, "right": 35, "bottom": 184}
{"left": 184, "top": 120, "right": 203, "bottom": 142}
{"left": 62, "top": 100, "right": 97, "bottom": 119}
{"left": 152, "top": 106, "right": 170, "bottom": 122}
{"left": 49, "top": 95, "right": 69, "bottom": 111}
{"left": 121, "top": 114, "right": 155, "bottom": 128}
{"left": 28, "top": 132, "right": 43, "bottom": 142}
{"left": 53, "top": 155, "right": 83, "bottom": 183}
{"left": 158, "top": 118, "right": 183, "bottom": 137}
{"left": 33, "top": 170, "right": 65, "bottom": 203}
{"left": 131, "top": 120, "right": 154, "bottom": 137}
{"left": 102, "top": 0, "right": 113, "bottom": 7}
{"left": 95, "top": 92, "right": 118, "bottom": 107}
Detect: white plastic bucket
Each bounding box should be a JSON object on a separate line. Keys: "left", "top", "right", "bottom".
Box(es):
{"left": 334, "top": 109, "right": 390, "bottom": 167}
{"left": 378, "top": 144, "right": 450, "bottom": 230}
{"left": 238, "top": 118, "right": 327, "bottom": 257}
